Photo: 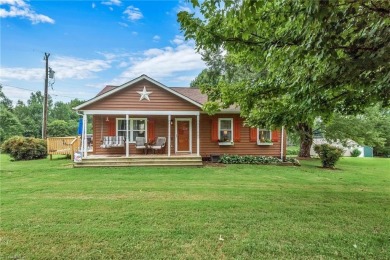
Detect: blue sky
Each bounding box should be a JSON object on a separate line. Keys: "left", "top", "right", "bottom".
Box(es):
{"left": 0, "top": 0, "right": 205, "bottom": 104}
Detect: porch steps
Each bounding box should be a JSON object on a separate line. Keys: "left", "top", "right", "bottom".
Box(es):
{"left": 74, "top": 155, "right": 203, "bottom": 168}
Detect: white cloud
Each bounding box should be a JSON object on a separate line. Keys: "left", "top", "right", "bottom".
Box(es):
{"left": 112, "top": 36, "right": 205, "bottom": 85}
{"left": 171, "top": 35, "right": 185, "bottom": 45}
{"left": 131, "top": 31, "right": 138, "bottom": 36}
{"left": 1, "top": 85, "right": 33, "bottom": 105}
{"left": 144, "top": 48, "right": 164, "bottom": 57}
{"left": 123, "top": 5, "right": 143, "bottom": 21}
{"left": 109, "top": 6, "right": 113, "bottom": 11}
{"left": 153, "top": 35, "right": 161, "bottom": 42}
{"left": 177, "top": 5, "right": 192, "bottom": 13}
{"left": 0, "top": 67, "right": 44, "bottom": 81}
{"left": 96, "top": 51, "right": 132, "bottom": 62}
{"left": 92, "top": 2, "right": 96, "bottom": 9}
{"left": 0, "top": 56, "right": 111, "bottom": 81}
{"left": 117, "top": 61, "right": 129, "bottom": 68}
{"left": 0, "top": 0, "right": 54, "bottom": 24}
{"left": 118, "top": 22, "right": 128, "bottom": 27}
{"left": 101, "top": 0, "right": 121, "bottom": 6}
{"left": 51, "top": 56, "right": 111, "bottom": 79}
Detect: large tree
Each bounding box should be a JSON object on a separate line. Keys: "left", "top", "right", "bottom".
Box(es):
{"left": 178, "top": 0, "right": 389, "bottom": 157}
{"left": 320, "top": 105, "right": 390, "bottom": 152}
{"left": 50, "top": 99, "right": 83, "bottom": 135}
{"left": 14, "top": 91, "right": 52, "bottom": 138}
{"left": 0, "top": 105, "right": 24, "bottom": 142}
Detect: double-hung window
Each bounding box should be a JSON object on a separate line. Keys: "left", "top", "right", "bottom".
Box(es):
{"left": 258, "top": 129, "right": 272, "bottom": 143}
{"left": 117, "top": 118, "right": 147, "bottom": 142}
{"left": 218, "top": 118, "right": 233, "bottom": 142}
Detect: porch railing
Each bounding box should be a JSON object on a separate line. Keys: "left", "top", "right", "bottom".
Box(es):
{"left": 47, "top": 136, "right": 80, "bottom": 160}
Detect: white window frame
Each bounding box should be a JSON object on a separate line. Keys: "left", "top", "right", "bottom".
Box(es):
{"left": 116, "top": 118, "right": 147, "bottom": 143}
{"left": 257, "top": 128, "right": 273, "bottom": 145}
{"left": 218, "top": 118, "right": 233, "bottom": 144}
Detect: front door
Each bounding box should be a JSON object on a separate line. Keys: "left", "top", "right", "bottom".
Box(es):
{"left": 176, "top": 119, "right": 191, "bottom": 153}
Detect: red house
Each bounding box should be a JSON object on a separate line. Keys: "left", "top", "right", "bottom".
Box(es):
{"left": 74, "top": 75, "right": 286, "bottom": 166}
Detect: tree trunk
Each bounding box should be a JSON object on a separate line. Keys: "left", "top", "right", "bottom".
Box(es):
{"left": 295, "top": 122, "right": 313, "bottom": 158}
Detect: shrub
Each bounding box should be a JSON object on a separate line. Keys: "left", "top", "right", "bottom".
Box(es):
{"left": 2, "top": 136, "right": 47, "bottom": 161}
{"left": 314, "top": 144, "right": 343, "bottom": 168}
{"left": 286, "top": 147, "right": 300, "bottom": 156}
{"left": 284, "top": 157, "right": 301, "bottom": 166}
{"left": 220, "top": 154, "right": 282, "bottom": 164}
{"left": 350, "top": 148, "right": 361, "bottom": 157}
{"left": 375, "top": 147, "right": 390, "bottom": 158}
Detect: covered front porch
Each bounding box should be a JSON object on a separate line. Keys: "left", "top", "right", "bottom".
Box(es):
{"left": 79, "top": 110, "right": 201, "bottom": 159}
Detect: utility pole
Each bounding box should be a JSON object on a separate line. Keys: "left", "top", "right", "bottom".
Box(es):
{"left": 42, "top": 52, "right": 50, "bottom": 139}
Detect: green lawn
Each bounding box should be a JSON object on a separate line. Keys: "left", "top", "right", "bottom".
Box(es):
{"left": 1, "top": 155, "right": 389, "bottom": 259}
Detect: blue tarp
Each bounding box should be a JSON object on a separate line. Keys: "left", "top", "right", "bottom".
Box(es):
{"left": 78, "top": 118, "right": 83, "bottom": 135}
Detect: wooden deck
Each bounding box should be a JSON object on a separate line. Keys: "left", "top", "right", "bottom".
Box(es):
{"left": 74, "top": 154, "right": 203, "bottom": 167}
{"left": 47, "top": 137, "right": 80, "bottom": 160}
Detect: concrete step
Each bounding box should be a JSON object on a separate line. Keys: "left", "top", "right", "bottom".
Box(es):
{"left": 74, "top": 162, "right": 203, "bottom": 168}
{"left": 79, "top": 159, "right": 202, "bottom": 164}
{"left": 74, "top": 156, "right": 203, "bottom": 168}
{"left": 83, "top": 156, "right": 201, "bottom": 161}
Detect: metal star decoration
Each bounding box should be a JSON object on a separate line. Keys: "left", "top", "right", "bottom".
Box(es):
{"left": 137, "top": 86, "right": 152, "bottom": 101}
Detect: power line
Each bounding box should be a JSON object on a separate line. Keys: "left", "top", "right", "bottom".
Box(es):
{"left": 0, "top": 83, "right": 81, "bottom": 100}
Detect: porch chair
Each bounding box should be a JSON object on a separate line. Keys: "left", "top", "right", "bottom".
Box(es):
{"left": 151, "top": 137, "right": 166, "bottom": 154}
{"left": 135, "top": 137, "right": 147, "bottom": 154}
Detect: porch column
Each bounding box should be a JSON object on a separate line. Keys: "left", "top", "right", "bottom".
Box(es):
{"left": 83, "top": 114, "right": 88, "bottom": 158}
{"left": 126, "top": 114, "right": 129, "bottom": 157}
{"left": 168, "top": 115, "right": 171, "bottom": 157}
{"left": 197, "top": 114, "right": 200, "bottom": 156}
{"left": 280, "top": 126, "right": 285, "bottom": 160}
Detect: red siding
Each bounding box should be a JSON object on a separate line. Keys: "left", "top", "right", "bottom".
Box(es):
{"left": 198, "top": 114, "right": 285, "bottom": 158}
{"left": 107, "top": 118, "right": 115, "bottom": 136}
{"left": 91, "top": 114, "right": 287, "bottom": 158}
{"left": 83, "top": 79, "right": 201, "bottom": 112}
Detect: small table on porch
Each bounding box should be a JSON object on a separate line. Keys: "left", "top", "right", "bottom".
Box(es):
{"left": 144, "top": 142, "right": 155, "bottom": 155}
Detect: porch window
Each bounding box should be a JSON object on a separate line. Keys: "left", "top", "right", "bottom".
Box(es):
{"left": 218, "top": 118, "right": 233, "bottom": 143}
{"left": 117, "top": 118, "right": 147, "bottom": 142}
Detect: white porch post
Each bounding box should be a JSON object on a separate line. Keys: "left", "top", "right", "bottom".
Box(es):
{"left": 126, "top": 114, "right": 129, "bottom": 157}
{"left": 83, "top": 114, "right": 88, "bottom": 158}
{"left": 196, "top": 114, "right": 200, "bottom": 156}
{"left": 281, "top": 126, "right": 285, "bottom": 160}
{"left": 168, "top": 115, "right": 171, "bottom": 157}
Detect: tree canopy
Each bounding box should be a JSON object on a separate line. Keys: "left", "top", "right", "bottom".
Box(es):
{"left": 179, "top": 0, "right": 389, "bottom": 124}
{"left": 320, "top": 105, "right": 390, "bottom": 150}
{"left": 178, "top": 0, "right": 389, "bottom": 156}
{"left": 0, "top": 85, "right": 13, "bottom": 111}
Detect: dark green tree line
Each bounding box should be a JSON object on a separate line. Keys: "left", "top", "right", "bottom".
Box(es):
{"left": 0, "top": 87, "right": 84, "bottom": 142}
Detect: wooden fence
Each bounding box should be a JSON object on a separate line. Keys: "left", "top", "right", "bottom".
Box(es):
{"left": 47, "top": 136, "right": 80, "bottom": 160}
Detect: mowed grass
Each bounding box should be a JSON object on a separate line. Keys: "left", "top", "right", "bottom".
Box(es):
{"left": 0, "top": 155, "right": 389, "bottom": 259}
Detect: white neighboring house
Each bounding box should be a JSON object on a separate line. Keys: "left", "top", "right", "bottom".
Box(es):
{"left": 310, "top": 137, "right": 371, "bottom": 157}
